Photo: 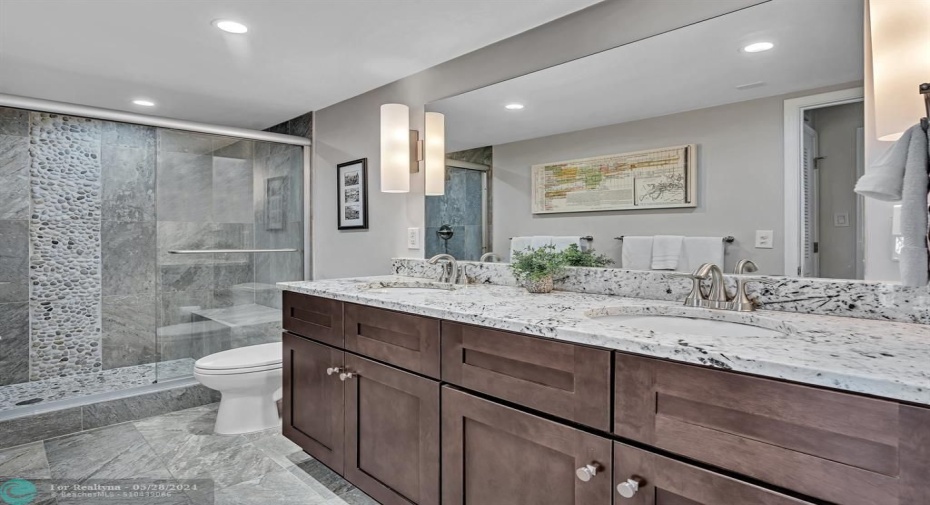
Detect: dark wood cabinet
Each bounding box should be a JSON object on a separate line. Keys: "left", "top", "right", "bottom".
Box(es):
{"left": 344, "top": 304, "right": 441, "bottom": 378}
{"left": 613, "top": 442, "right": 814, "bottom": 504}
{"left": 283, "top": 292, "right": 345, "bottom": 347}
{"left": 615, "top": 353, "right": 930, "bottom": 505}
{"left": 343, "top": 354, "right": 440, "bottom": 505}
{"left": 442, "top": 322, "right": 612, "bottom": 431}
{"left": 282, "top": 332, "right": 345, "bottom": 474}
{"left": 442, "top": 386, "right": 613, "bottom": 505}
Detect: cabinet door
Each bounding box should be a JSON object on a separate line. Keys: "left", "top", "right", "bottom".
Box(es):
{"left": 613, "top": 442, "right": 814, "bottom": 504}
{"left": 442, "top": 386, "right": 612, "bottom": 505}
{"left": 282, "top": 332, "right": 345, "bottom": 474}
{"left": 344, "top": 303, "right": 441, "bottom": 378}
{"left": 442, "top": 321, "right": 611, "bottom": 430}
{"left": 343, "top": 354, "right": 440, "bottom": 505}
{"left": 283, "top": 291, "right": 344, "bottom": 347}
{"left": 615, "top": 353, "right": 930, "bottom": 505}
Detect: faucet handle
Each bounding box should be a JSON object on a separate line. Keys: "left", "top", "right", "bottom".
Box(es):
{"left": 732, "top": 277, "right": 779, "bottom": 311}
{"left": 667, "top": 272, "right": 708, "bottom": 307}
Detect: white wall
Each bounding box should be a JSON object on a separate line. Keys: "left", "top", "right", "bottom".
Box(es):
{"left": 491, "top": 85, "right": 862, "bottom": 275}
{"left": 309, "top": 0, "right": 766, "bottom": 279}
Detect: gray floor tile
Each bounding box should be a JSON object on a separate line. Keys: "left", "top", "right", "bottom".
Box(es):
{"left": 45, "top": 423, "right": 173, "bottom": 481}
{"left": 248, "top": 432, "right": 311, "bottom": 470}
{"left": 134, "top": 405, "right": 280, "bottom": 489}
{"left": 0, "top": 441, "right": 50, "bottom": 478}
{"left": 212, "top": 469, "right": 325, "bottom": 505}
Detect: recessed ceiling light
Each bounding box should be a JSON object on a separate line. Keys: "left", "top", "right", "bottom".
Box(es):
{"left": 742, "top": 42, "right": 774, "bottom": 53}
{"left": 132, "top": 99, "right": 155, "bottom": 107}
{"left": 505, "top": 103, "right": 524, "bottom": 110}
{"left": 213, "top": 19, "right": 248, "bottom": 34}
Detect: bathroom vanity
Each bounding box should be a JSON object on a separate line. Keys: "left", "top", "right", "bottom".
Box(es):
{"left": 279, "top": 277, "right": 930, "bottom": 505}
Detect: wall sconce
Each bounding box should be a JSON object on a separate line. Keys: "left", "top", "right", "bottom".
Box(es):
{"left": 424, "top": 112, "right": 445, "bottom": 196}
{"left": 380, "top": 104, "right": 445, "bottom": 194}
{"left": 869, "top": 0, "right": 930, "bottom": 141}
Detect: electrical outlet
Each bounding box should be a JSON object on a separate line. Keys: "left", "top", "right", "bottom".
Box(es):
{"left": 407, "top": 227, "right": 420, "bottom": 249}
{"left": 755, "top": 230, "right": 774, "bottom": 249}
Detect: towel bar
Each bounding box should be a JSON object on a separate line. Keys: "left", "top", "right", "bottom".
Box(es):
{"left": 614, "top": 236, "right": 734, "bottom": 243}
{"left": 168, "top": 248, "right": 299, "bottom": 254}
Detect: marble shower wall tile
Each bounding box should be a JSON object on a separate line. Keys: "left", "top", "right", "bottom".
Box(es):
{"left": 0, "top": 302, "right": 29, "bottom": 385}
{"left": 213, "top": 156, "right": 254, "bottom": 223}
{"left": 0, "top": 407, "right": 83, "bottom": 449}
{"left": 102, "top": 293, "right": 157, "bottom": 369}
{"left": 102, "top": 220, "right": 156, "bottom": 296}
{"left": 156, "top": 151, "right": 213, "bottom": 222}
{"left": 100, "top": 141, "right": 155, "bottom": 222}
{"left": 101, "top": 121, "right": 156, "bottom": 149}
{"left": 0, "top": 107, "right": 29, "bottom": 136}
{"left": 82, "top": 384, "right": 218, "bottom": 430}
{"left": 392, "top": 258, "right": 930, "bottom": 324}
{"left": 0, "top": 219, "right": 29, "bottom": 303}
{"left": 0, "top": 133, "right": 30, "bottom": 219}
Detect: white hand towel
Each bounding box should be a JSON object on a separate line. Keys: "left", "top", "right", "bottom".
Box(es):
{"left": 510, "top": 237, "right": 533, "bottom": 260}
{"left": 551, "top": 236, "right": 583, "bottom": 253}
{"left": 621, "top": 236, "right": 653, "bottom": 270}
{"left": 679, "top": 237, "right": 725, "bottom": 272}
{"left": 531, "top": 236, "right": 554, "bottom": 249}
{"left": 651, "top": 235, "right": 684, "bottom": 270}
{"left": 897, "top": 125, "right": 929, "bottom": 286}
{"left": 854, "top": 126, "right": 915, "bottom": 201}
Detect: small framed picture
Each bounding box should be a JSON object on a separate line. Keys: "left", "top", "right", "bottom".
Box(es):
{"left": 337, "top": 158, "right": 368, "bottom": 230}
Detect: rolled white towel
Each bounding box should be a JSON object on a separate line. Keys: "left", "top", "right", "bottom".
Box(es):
{"left": 855, "top": 126, "right": 915, "bottom": 201}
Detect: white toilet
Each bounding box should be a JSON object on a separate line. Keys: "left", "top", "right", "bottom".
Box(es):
{"left": 194, "top": 342, "right": 283, "bottom": 435}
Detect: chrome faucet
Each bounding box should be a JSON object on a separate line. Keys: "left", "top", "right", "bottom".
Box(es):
{"left": 479, "top": 252, "right": 500, "bottom": 263}
{"left": 427, "top": 254, "right": 460, "bottom": 284}
{"left": 673, "top": 260, "right": 775, "bottom": 312}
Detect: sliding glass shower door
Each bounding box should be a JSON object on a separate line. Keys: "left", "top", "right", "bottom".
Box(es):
{"left": 154, "top": 130, "right": 304, "bottom": 381}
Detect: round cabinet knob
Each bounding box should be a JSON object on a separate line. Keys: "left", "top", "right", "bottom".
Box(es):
{"left": 326, "top": 367, "right": 343, "bottom": 376}
{"left": 339, "top": 371, "right": 356, "bottom": 381}
{"left": 575, "top": 463, "right": 601, "bottom": 482}
{"left": 616, "top": 477, "right": 643, "bottom": 499}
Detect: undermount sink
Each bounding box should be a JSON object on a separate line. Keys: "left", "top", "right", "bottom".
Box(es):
{"left": 585, "top": 306, "right": 794, "bottom": 338}
{"left": 360, "top": 280, "right": 462, "bottom": 294}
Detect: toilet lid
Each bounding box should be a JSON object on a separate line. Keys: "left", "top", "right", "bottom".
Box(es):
{"left": 195, "top": 342, "right": 282, "bottom": 371}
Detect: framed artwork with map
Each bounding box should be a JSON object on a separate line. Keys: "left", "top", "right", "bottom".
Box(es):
{"left": 337, "top": 158, "right": 368, "bottom": 230}
{"left": 530, "top": 144, "right": 696, "bottom": 214}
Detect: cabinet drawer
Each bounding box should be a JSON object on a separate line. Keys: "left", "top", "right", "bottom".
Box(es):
{"left": 344, "top": 354, "right": 439, "bottom": 505}
{"left": 442, "top": 322, "right": 611, "bottom": 431}
{"left": 442, "top": 387, "right": 613, "bottom": 505}
{"left": 613, "top": 442, "right": 814, "bottom": 504}
{"left": 283, "top": 291, "right": 344, "bottom": 347}
{"left": 615, "top": 353, "right": 930, "bottom": 505}
{"left": 344, "top": 304, "right": 441, "bottom": 379}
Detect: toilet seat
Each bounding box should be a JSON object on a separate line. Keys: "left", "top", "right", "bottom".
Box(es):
{"left": 194, "top": 342, "right": 282, "bottom": 374}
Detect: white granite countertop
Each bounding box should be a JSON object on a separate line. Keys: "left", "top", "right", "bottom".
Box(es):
{"left": 279, "top": 276, "right": 930, "bottom": 406}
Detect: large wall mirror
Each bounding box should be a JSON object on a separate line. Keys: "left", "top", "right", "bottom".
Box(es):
{"left": 425, "top": 0, "right": 883, "bottom": 281}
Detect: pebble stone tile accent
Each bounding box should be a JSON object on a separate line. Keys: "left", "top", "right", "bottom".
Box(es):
{"left": 28, "top": 112, "right": 104, "bottom": 380}
{"left": 0, "top": 358, "right": 194, "bottom": 411}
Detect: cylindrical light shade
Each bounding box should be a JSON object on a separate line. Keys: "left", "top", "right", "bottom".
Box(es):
{"left": 424, "top": 112, "right": 445, "bottom": 196}
{"left": 869, "top": 0, "right": 930, "bottom": 141}
{"left": 380, "top": 103, "right": 410, "bottom": 193}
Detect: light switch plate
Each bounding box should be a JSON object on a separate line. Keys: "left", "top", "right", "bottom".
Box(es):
{"left": 755, "top": 230, "right": 774, "bottom": 249}
{"left": 407, "top": 227, "right": 420, "bottom": 249}
{"left": 834, "top": 212, "right": 850, "bottom": 227}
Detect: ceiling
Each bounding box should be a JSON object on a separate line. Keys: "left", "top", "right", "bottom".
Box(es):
{"left": 0, "top": 0, "right": 600, "bottom": 130}
{"left": 430, "top": 0, "right": 864, "bottom": 152}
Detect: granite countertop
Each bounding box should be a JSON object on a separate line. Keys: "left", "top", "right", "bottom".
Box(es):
{"left": 279, "top": 276, "right": 930, "bottom": 406}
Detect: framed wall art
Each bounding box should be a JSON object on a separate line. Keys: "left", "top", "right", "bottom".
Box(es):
{"left": 337, "top": 158, "right": 368, "bottom": 230}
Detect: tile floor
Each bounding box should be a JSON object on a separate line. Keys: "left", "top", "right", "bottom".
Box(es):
{"left": 0, "top": 404, "right": 379, "bottom": 505}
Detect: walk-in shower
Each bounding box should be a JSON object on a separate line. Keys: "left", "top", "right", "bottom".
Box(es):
{"left": 0, "top": 96, "right": 309, "bottom": 417}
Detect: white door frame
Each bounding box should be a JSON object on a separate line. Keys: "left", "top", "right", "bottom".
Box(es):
{"left": 783, "top": 87, "right": 864, "bottom": 276}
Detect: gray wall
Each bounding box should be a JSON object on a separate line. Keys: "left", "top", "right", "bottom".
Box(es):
{"left": 309, "top": 0, "right": 766, "bottom": 279}
{"left": 491, "top": 87, "right": 858, "bottom": 275}
{"left": 807, "top": 102, "right": 864, "bottom": 279}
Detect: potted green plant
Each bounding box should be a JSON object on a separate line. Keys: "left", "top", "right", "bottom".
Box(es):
{"left": 560, "top": 243, "right": 614, "bottom": 267}
{"left": 510, "top": 244, "right": 567, "bottom": 293}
